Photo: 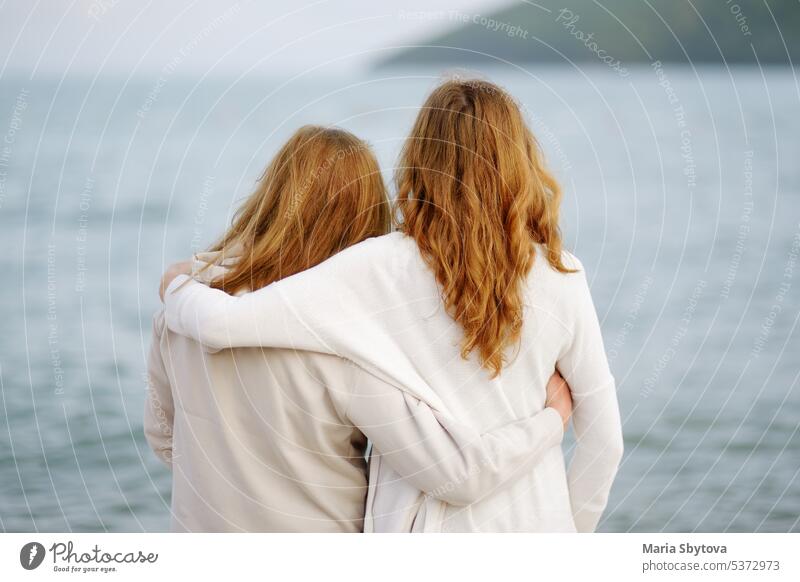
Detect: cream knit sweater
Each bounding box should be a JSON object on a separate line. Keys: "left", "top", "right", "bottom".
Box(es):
{"left": 164, "top": 232, "right": 623, "bottom": 532}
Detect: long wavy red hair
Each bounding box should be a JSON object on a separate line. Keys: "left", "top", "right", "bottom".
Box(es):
{"left": 395, "top": 79, "right": 573, "bottom": 376}
{"left": 208, "top": 125, "right": 390, "bottom": 294}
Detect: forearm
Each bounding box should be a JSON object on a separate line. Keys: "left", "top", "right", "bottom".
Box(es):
{"left": 348, "top": 379, "right": 563, "bottom": 506}
{"left": 420, "top": 407, "right": 565, "bottom": 505}
{"left": 162, "top": 274, "right": 443, "bottom": 404}
{"left": 566, "top": 379, "right": 624, "bottom": 532}
{"left": 163, "top": 275, "right": 327, "bottom": 352}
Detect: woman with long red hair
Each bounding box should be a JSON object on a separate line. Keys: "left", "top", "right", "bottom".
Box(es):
{"left": 160, "top": 80, "right": 623, "bottom": 532}
{"left": 146, "top": 125, "right": 573, "bottom": 532}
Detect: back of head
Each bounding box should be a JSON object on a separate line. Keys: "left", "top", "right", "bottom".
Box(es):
{"left": 210, "top": 125, "right": 390, "bottom": 294}
{"left": 395, "top": 78, "right": 572, "bottom": 376}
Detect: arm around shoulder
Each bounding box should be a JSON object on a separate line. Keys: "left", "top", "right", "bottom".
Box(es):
{"left": 345, "top": 369, "right": 565, "bottom": 506}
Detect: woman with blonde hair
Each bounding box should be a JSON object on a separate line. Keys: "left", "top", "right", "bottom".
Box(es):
{"left": 147, "top": 124, "right": 574, "bottom": 532}
{"left": 159, "top": 80, "right": 623, "bottom": 532}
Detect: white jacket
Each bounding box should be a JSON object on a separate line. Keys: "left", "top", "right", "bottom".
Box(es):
{"left": 164, "top": 233, "right": 623, "bottom": 532}
{"left": 146, "top": 251, "right": 565, "bottom": 531}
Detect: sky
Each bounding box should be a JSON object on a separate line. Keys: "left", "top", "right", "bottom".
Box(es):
{"left": 0, "top": 0, "right": 507, "bottom": 78}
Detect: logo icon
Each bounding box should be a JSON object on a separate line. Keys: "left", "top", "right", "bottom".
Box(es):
{"left": 20, "top": 542, "right": 46, "bottom": 570}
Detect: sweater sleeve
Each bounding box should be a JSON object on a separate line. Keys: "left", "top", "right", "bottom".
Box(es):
{"left": 163, "top": 242, "right": 449, "bottom": 409}
{"left": 163, "top": 274, "right": 329, "bottom": 354}
{"left": 344, "top": 368, "right": 564, "bottom": 506}
{"left": 144, "top": 311, "right": 175, "bottom": 468}
{"left": 557, "top": 267, "right": 624, "bottom": 533}
{"left": 163, "top": 238, "right": 389, "bottom": 356}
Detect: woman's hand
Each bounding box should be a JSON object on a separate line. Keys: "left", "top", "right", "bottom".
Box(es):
{"left": 159, "top": 260, "right": 192, "bottom": 302}
{"left": 545, "top": 370, "right": 573, "bottom": 430}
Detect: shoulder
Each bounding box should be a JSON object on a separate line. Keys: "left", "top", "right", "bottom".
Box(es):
{"left": 525, "top": 246, "right": 591, "bottom": 314}
{"left": 334, "top": 231, "right": 410, "bottom": 261}
{"left": 291, "top": 231, "right": 413, "bottom": 281}
{"left": 558, "top": 248, "right": 584, "bottom": 272}
{"left": 531, "top": 245, "right": 585, "bottom": 281}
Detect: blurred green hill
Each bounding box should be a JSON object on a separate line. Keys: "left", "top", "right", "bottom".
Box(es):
{"left": 378, "top": 0, "right": 799, "bottom": 67}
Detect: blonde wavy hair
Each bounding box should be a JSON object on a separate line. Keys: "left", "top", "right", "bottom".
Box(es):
{"left": 395, "top": 79, "right": 574, "bottom": 376}
{"left": 208, "top": 125, "right": 390, "bottom": 294}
